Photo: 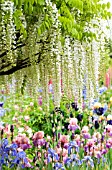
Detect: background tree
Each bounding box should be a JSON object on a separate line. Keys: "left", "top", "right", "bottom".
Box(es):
{"left": 0, "top": 0, "right": 112, "bottom": 108}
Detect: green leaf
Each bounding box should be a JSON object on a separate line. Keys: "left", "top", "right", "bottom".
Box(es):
{"left": 107, "top": 2, "right": 111, "bottom": 9}
{"left": 37, "top": 28, "right": 41, "bottom": 35}
{"left": 15, "top": 0, "right": 18, "bottom": 6}
{"left": 102, "top": 3, "right": 106, "bottom": 10}
{"left": 45, "top": 21, "right": 49, "bottom": 29}
{"left": 72, "top": 28, "right": 78, "bottom": 37}
{"left": 37, "top": 0, "right": 45, "bottom": 5}
{"left": 35, "top": 0, "right": 37, "bottom": 3}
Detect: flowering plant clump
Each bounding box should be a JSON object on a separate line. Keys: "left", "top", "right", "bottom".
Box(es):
{"left": 0, "top": 138, "right": 32, "bottom": 169}
{"left": 0, "top": 88, "right": 112, "bottom": 169}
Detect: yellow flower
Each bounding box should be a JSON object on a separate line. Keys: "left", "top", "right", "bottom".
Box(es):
{"left": 94, "top": 102, "right": 101, "bottom": 109}
{"left": 99, "top": 116, "right": 105, "bottom": 121}
{"left": 90, "top": 112, "right": 93, "bottom": 116}
{"left": 107, "top": 115, "right": 112, "bottom": 121}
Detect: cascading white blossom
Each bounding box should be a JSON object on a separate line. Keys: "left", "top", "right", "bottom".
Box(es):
{"left": 0, "top": 0, "right": 109, "bottom": 109}
{"left": 1, "top": 1, "right": 15, "bottom": 62}
{"left": 46, "top": 0, "right": 62, "bottom": 107}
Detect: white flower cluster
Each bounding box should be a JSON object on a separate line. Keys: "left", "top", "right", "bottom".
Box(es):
{"left": 1, "top": 1, "right": 16, "bottom": 62}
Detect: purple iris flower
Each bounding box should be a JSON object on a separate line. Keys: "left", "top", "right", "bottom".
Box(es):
{"left": 19, "top": 144, "right": 31, "bottom": 150}
{"left": 93, "top": 103, "right": 108, "bottom": 116}
{"left": 71, "top": 154, "right": 82, "bottom": 166}
{"left": 64, "top": 157, "right": 72, "bottom": 166}
{"left": 71, "top": 102, "right": 79, "bottom": 111}
{"left": 68, "top": 124, "right": 79, "bottom": 131}
{"left": 0, "top": 102, "right": 4, "bottom": 107}
{"left": 77, "top": 114, "right": 83, "bottom": 121}
{"left": 107, "top": 120, "right": 112, "bottom": 125}
{"left": 83, "top": 133, "right": 90, "bottom": 139}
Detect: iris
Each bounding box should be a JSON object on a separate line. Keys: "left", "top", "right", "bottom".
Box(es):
{"left": 0, "top": 138, "right": 32, "bottom": 169}
{"left": 82, "top": 156, "right": 94, "bottom": 167}
{"left": 64, "top": 122, "right": 69, "bottom": 130}
{"left": 71, "top": 102, "right": 79, "bottom": 111}
{"left": 94, "top": 107, "right": 104, "bottom": 115}
{"left": 54, "top": 162, "right": 65, "bottom": 170}
{"left": 77, "top": 114, "right": 83, "bottom": 121}
{"left": 0, "top": 107, "right": 5, "bottom": 117}
{"left": 68, "top": 141, "right": 79, "bottom": 154}
{"left": 94, "top": 121, "right": 99, "bottom": 129}
{"left": 107, "top": 120, "right": 112, "bottom": 125}
{"left": 0, "top": 102, "right": 4, "bottom": 107}
{"left": 99, "top": 86, "right": 107, "bottom": 95}
{"left": 47, "top": 148, "right": 59, "bottom": 163}
{"left": 64, "top": 157, "right": 72, "bottom": 166}
{"left": 70, "top": 112, "right": 73, "bottom": 118}
{"left": 93, "top": 104, "right": 108, "bottom": 116}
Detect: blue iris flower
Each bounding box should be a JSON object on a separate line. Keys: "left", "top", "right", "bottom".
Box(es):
{"left": 2, "top": 138, "right": 8, "bottom": 148}
{"left": 103, "top": 103, "right": 108, "bottom": 112}
{"left": 77, "top": 160, "right": 83, "bottom": 165}
{"left": 93, "top": 103, "right": 108, "bottom": 115}
{"left": 47, "top": 148, "right": 59, "bottom": 163}
{"left": 68, "top": 141, "right": 79, "bottom": 154}
{"left": 0, "top": 138, "right": 30, "bottom": 169}
{"left": 99, "top": 86, "right": 107, "bottom": 95}
{"left": 82, "top": 156, "right": 94, "bottom": 167}
{"left": 0, "top": 107, "right": 5, "bottom": 117}
{"left": 64, "top": 157, "right": 72, "bottom": 166}
{"left": 54, "top": 162, "right": 65, "bottom": 170}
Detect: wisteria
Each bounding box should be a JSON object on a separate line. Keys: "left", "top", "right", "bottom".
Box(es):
{"left": 0, "top": 0, "right": 112, "bottom": 169}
